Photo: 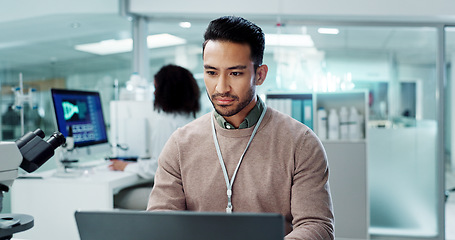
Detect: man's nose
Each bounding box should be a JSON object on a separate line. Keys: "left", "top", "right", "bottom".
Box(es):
{"left": 215, "top": 75, "right": 230, "bottom": 93}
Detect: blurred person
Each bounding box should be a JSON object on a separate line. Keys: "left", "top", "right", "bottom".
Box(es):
{"left": 110, "top": 64, "right": 200, "bottom": 209}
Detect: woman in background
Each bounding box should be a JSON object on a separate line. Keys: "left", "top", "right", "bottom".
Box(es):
{"left": 110, "top": 64, "right": 200, "bottom": 209}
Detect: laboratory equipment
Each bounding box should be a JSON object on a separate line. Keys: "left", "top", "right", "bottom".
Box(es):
{"left": 339, "top": 106, "right": 349, "bottom": 140}
{"left": 349, "top": 106, "right": 361, "bottom": 140}
{"left": 119, "top": 73, "right": 153, "bottom": 101}
{"left": 316, "top": 107, "right": 327, "bottom": 140}
{"left": 0, "top": 128, "right": 66, "bottom": 239}
{"left": 328, "top": 108, "right": 339, "bottom": 140}
{"left": 110, "top": 100, "right": 155, "bottom": 158}
{"left": 50, "top": 89, "right": 110, "bottom": 170}
{"left": 11, "top": 73, "right": 38, "bottom": 136}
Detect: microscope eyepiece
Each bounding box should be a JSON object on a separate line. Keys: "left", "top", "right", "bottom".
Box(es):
{"left": 46, "top": 132, "right": 66, "bottom": 149}
{"left": 33, "top": 129, "right": 45, "bottom": 139}
{"left": 17, "top": 129, "right": 66, "bottom": 173}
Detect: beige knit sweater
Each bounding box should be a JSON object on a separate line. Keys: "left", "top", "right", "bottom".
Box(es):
{"left": 147, "top": 107, "right": 334, "bottom": 240}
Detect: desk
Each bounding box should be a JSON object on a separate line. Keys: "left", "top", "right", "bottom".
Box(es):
{"left": 10, "top": 165, "right": 148, "bottom": 240}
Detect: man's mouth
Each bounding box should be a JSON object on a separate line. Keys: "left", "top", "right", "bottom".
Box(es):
{"left": 215, "top": 97, "right": 234, "bottom": 105}
{"left": 212, "top": 94, "right": 238, "bottom": 106}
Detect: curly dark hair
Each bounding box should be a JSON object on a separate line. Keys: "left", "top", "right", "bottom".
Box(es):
{"left": 203, "top": 16, "right": 265, "bottom": 70}
{"left": 153, "top": 64, "right": 200, "bottom": 117}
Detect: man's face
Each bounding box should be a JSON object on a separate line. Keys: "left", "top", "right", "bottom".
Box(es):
{"left": 203, "top": 40, "right": 259, "bottom": 117}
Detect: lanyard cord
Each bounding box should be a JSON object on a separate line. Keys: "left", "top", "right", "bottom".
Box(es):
{"left": 210, "top": 106, "right": 267, "bottom": 213}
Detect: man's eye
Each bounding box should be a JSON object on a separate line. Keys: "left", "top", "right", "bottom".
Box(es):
{"left": 231, "top": 72, "right": 242, "bottom": 76}
{"left": 206, "top": 71, "right": 216, "bottom": 76}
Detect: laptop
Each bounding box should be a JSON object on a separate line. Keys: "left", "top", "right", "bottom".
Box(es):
{"left": 75, "top": 210, "right": 284, "bottom": 240}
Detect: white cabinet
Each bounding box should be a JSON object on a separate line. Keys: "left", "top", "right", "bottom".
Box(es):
{"left": 324, "top": 141, "right": 368, "bottom": 240}
{"left": 266, "top": 90, "right": 369, "bottom": 240}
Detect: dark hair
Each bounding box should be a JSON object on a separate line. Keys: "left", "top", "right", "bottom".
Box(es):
{"left": 203, "top": 16, "right": 265, "bottom": 70}
{"left": 153, "top": 64, "right": 200, "bottom": 117}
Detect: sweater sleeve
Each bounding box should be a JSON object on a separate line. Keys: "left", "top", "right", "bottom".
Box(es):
{"left": 285, "top": 129, "right": 335, "bottom": 240}
{"left": 146, "top": 133, "right": 186, "bottom": 211}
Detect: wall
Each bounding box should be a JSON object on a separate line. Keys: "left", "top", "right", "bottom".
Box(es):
{"left": 0, "top": 0, "right": 117, "bottom": 23}
{"left": 129, "top": 0, "right": 455, "bottom": 22}
{"left": 2, "top": 0, "right": 455, "bottom": 25}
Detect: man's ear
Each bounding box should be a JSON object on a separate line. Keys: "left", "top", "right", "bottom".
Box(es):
{"left": 255, "top": 64, "right": 268, "bottom": 86}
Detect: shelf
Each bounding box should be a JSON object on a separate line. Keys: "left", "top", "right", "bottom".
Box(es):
{"left": 265, "top": 90, "right": 369, "bottom": 140}
{"left": 321, "top": 139, "right": 366, "bottom": 144}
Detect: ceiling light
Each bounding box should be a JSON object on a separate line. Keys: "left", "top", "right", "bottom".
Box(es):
{"left": 179, "top": 22, "right": 191, "bottom": 28}
{"left": 74, "top": 34, "right": 186, "bottom": 55}
{"left": 317, "top": 28, "right": 339, "bottom": 35}
{"left": 265, "top": 34, "right": 314, "bottom": 47}
{"left": 75, "top": 39, "right": 132, "bottom": 55}
{"left": 70, "top": 22, "right": 81, "bottom": 29}
{"left": 147, "top": 34, "right": 186, "bottom": 48}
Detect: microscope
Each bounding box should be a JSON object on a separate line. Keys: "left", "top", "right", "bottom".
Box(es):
{"left": 0, "top": 129, "right": 66, "bottom": 240}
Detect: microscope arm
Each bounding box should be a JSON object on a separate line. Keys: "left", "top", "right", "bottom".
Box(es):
{"left": 0, "top": 142, "right": 24, "bottom": 192}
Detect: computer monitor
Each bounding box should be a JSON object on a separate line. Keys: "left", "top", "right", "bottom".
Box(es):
{"left": 51, "top": 88, "right": 110, "bottom": 159}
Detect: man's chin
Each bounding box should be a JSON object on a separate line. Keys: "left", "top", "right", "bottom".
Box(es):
{"left": 214, "top": 106, "right": 237, "bottom": 117}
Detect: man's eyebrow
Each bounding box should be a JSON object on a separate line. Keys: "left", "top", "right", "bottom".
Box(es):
{"left": 204, "top": 65, "right": 247, "bottom": 70}
{"left": 228, "top": 65, "right": 247, "bottom": 70}
{"left": 204, "top": 65, "right": 217, "bottom": 70}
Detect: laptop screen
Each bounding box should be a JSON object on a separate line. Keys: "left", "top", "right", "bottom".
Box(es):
{"left": 75, "top": 210, "right": 284, "bottom": 240}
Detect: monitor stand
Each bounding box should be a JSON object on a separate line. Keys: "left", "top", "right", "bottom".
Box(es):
{"left": 52, "top": 144, "right": 111, "bottom": 178}
{"left": 53, "top": 159, "right": 83, "bottom": 178}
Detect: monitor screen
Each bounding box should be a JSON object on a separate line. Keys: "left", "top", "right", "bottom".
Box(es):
{"left": 51, "top": 88, "right": 108, "bottom": 148}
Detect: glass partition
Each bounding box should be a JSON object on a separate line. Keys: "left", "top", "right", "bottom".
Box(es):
{"left": 444, "top": 26, "right": 455, "bottom": 240}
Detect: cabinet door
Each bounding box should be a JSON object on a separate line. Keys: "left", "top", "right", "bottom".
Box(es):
{"left": 323, "top": 141, "right": 368, "bottom": 240}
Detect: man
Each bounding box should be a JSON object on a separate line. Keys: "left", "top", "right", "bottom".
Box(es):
{"left": 147, "top": 16, "right": 334, "bottom": 239}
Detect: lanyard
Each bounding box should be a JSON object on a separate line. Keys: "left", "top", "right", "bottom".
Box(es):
{"left": 210, "top": 106, "right": 267, "bottom": 213}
